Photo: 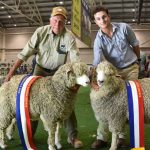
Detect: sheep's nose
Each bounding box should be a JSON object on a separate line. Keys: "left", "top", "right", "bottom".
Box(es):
{"left": 100, "top": 80, "right": 104, "bottom": 83}
{"left": 98, "top": 80, "right": 104, "bottom": 84}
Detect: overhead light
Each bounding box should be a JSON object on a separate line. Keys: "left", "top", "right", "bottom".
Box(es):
{"left": 67, "top": 21, "right": 71, "bottom": 24}
{"left": 8, "top": 15, "right": 11, "bottom": 18}
{"left": 132, "top": 19, "right": 135, "bottom": 22}
{"left": 59, "top": 1, "right": 64, "bottom": 5}
{"left": 1, "top": 6, "right": 4, "bottom": 9}
{"left": 132, "top": 9, "right": 135, "bottom": 12}
{"left": 14, "top": 24, "right": 17, "bottom": 26}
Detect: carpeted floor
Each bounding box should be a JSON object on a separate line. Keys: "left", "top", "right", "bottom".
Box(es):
{"left": 5, "top": 87, "right": 150, "bottom": 149}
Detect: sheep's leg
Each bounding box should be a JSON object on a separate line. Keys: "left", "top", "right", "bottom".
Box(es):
{"left": 55, "top": 122, "right": 62, "bottom": 149}
{"left": 109, "top": 133, "right": 118, "bottom": 150}
{"left": 47, "top": 123, "right": 57, "bottom": 150}
{"left": 6, "top": 118, "right": 16, "bottom": 140}
{"left": 40, "top": 115, "right": 56, "bottom": 150}
{"left": 0, "top": 129, "right": 7, "bottom": 149}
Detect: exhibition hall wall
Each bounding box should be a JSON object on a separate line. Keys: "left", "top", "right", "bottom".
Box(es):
{"left": 0, "top": 25, "right": 150, "bottom": 64}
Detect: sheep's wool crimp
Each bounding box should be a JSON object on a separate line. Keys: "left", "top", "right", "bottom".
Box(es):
{"left": 16, "top": 75, "right": 41, "bottom": 150}
{"left": 126, "top": 80, "right": 145, "bottom": 150}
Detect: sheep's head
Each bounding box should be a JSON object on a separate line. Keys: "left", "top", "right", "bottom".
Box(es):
{"left": 72, "top": 62, "right": 90, "bottom": 87}
{"left": 96, "top": 61, "right": 118, "bottom": 87}
{"left": 53, "top": 62, "right": 90, "bottom": 88}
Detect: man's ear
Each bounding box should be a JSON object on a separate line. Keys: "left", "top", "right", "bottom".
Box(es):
{"left": 94, "top": 19, "right": 97, "bottom": 25}
{"left": 49, "top": 17, "right": 52, "bottom": 25}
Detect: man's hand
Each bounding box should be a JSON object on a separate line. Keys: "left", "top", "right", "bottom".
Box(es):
{"left": 4, "top": 58, "right": 23, "bottom": 82}
{"left": 70, "top": 84, "right": 81, "bottom": 93}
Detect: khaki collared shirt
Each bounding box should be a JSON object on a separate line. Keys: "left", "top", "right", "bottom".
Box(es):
{"left": 18, "top": 25, "right": 80, "bottom": 69}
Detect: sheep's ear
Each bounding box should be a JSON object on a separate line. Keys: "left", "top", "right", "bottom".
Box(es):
{"left": 116, "top": 74, "right": 121, "bottom": 78}
{"left": 66, "top": 69, "right": 74, "bottom": 79}
{"left": 66, "top": 70, "right": 76, "bottom": 87}
{"left": 66, "top": 70, "right": 73, "bottom": 76}
{"left": 104, "top": 67, "right": 116, "bottom": 75}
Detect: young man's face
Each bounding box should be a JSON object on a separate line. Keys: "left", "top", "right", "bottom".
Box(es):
{"left": 50, "top": 15, "right": 66, "bottom": 34}
{"left": 94, "top": 11, "right": 111, "bottom": 29}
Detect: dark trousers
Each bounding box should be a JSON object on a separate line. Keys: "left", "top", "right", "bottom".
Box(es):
{"left": 31, "top": 64, "right": 78, "bottom": 138}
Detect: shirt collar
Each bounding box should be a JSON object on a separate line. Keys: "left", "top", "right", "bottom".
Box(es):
{"left": 98, "top": 23, "right": 118, "bottom": 37}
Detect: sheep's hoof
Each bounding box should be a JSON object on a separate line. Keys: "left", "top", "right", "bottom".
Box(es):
{"left": 48, "top": 145, "right": 56, "bottom": 150}
{"left": 55, "top": 143, "right": 62, "bottom": 149}
{"left": 109, "top": 147, "right": 117, "bottom": 150}
{"left": 6, "top": 134, "right": 14, "bottom": 141}
{"left": 0, "top": 143, "right": 7, "bottom": 149}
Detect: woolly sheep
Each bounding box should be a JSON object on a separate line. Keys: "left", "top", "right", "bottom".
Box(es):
{"left": 0, "top": 62, "right": 90, "bottom": 150}
{"left": 90, "top": 61, "right": 150, "bottom": 150}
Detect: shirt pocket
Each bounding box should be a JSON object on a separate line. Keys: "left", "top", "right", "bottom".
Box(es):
{"left": 57, "top": 44, "right": 67, "bottom": 54}
{"left": 117, "top": 38, "right": 127, "bottom": 51}
{"left": 57, "top": 53, "right": 67, "bottom": 65}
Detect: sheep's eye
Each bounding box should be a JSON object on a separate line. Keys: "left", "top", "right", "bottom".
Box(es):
{"left": 78, "top": 73, "right": 82, "bottom": 76}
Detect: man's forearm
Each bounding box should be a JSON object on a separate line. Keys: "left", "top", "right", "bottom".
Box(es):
{"left": 133, "top": 45, "right": 140, "bottom": 59}
{"left": 9, "top": 58, "right": 23, "bottom": 75}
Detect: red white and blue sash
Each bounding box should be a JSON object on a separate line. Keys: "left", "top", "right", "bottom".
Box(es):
{"left": 16, "top": 75, "right": 41, "bottom": 150}
{"left": 126, "top": 80, "right": 145, "bottom": 150}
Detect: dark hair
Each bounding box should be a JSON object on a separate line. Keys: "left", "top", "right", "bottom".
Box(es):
{"left": 92, "top": 6, "right": 109, "bottom": 19}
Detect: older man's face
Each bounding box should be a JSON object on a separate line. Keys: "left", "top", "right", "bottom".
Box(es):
{"left": 50, "top": 15, "right": 66, "bottom": 34}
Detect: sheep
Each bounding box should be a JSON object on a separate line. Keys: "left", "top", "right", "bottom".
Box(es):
{"left": 0, "top": 76, "right": 16, "bottom": 142}
{"left": 90, "top": 61, "right": 150, "bottom": 150}
{"left": 0, "top": 61, "right": 90, "bottom": 150}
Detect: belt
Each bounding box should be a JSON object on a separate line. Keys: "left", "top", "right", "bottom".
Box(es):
{"left": 37, "top": 63, "right": 59, "bottom": 73}
{"left": 120, "top": 61, "right": 139, "bottom": 69}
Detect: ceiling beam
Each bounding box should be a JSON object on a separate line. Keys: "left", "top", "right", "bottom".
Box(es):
{"left": 23, "top": 0, "right": 43, "bottom": 25}
{"left": 0, "top": 0, "right": 42, "bottom": 26}
{"left": 32, "top": 0, "right": 43, "bottom": 25}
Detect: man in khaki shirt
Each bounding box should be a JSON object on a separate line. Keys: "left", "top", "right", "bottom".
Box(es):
{"left": 5, "top": 6, "right": 83, "bottom": 149}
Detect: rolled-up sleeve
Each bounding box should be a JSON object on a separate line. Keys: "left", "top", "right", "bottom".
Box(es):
{"left": 18, "top": 28, "right": 39, "bottom": 61}
{"left": 125, "top": 24, "right": 139, "bottom": 47}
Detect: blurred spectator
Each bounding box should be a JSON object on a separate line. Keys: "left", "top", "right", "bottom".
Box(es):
{"left": 30, "top": 55, "right": 36, "bottom": 75}
{"left": 145, "top": 55, "right": 150, "bottom": 77}
{"left": 139, "top": 51, "right": 147, "bottom": 78}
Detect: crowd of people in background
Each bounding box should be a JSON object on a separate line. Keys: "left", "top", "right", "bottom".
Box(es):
{"left": 0, "top": 61, "right": 32, "bottom": 76}
{"left": 1, "top": 53, "right": 149, "bottom": 78}
{"left": 145, "top": 55, "right": 150, "bottom": 77}
{"left": 139, "top": 52, "right": 150, "bottom": 78}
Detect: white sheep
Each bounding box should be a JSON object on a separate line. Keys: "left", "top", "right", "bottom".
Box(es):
{"left": 0, "top": 62, "right": 90, "bottom": 150}
{"left": 90, "top": 61, "right": 150, "bottom": 150}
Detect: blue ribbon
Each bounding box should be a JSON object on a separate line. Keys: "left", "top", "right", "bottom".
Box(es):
{"left": 126, "top": 81, "right": 135, "bottom": 148}
{"left": 16, "top": 74, "right": 31, "bottom": 150}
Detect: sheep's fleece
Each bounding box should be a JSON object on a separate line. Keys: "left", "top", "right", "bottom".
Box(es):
{"left": 0, "top": 62, "right": 90, "bottom": 150}
{"left": 90, "top": 61, "right": 150, "bottom": 150}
